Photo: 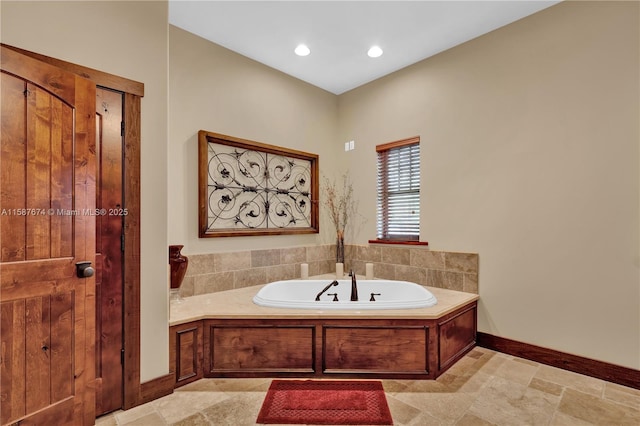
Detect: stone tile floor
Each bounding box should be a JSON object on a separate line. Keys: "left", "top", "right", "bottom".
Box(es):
{"left": 96, "top": 347, "right": 639, "bottom": 425}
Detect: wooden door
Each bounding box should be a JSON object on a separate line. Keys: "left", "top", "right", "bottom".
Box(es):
{"left": 95, "top": 88, "right": 124, "bottom": 416}
{"left": 0, "top": 46, "right": 96, "bottom": 425}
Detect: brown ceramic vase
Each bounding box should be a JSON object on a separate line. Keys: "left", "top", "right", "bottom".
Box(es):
{"left": 169, "top": 245, "right": 188, "bottom": 289}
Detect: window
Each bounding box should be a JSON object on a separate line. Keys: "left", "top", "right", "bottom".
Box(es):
{"left": 375, "top": 136, "right": 421, "bottom": 242}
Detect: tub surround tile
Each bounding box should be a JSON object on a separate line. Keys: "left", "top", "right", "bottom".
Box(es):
{"left": 445, "top": 252, "right": 479, "bottom": 274}
{"left": 250, "top": 249, "right": 281, "bottom": 267}
{"left": 428, "top": 269, "right": 464, "bottom": 291}
{"left": 182, "top": 245, "right": 479, "bottom": 302}
{"left": 309, "top": 259, "right": 333, "bottom": 277}
{"left": 178, "top": 276, "right": 195, "bottom": 298}
{"left": 185, "top": 253, "right": 215, "bottom": 276}
{"left": 213, "top": 251, "right": 251, "bottom": 272}
{"left": 374, "top": 262, "right": 396, "bottom": 280}
{"left": 280, "top": 246, "right": 306, "bottom": 264}
{"left": 233, "top": 268, "right": 266, "bottom": 289}
{"left": 381, "top": 246, "right": 411, "bottom": 265}
{"left": 464, "top": 273, "right": 479, "bottom": 293}
{"left": 264, "top": 264, "right": 296, "bottom": 282}
{"left": 356, "top": 244, "right": 382, "bottom": 262}
{"left": 410, "top": 249, "right": 445, "bottom": 269}
{"left": 395, "top": 265, "right": 427, "bottom": 285}
{"left": 305, "top": 244, "right": 333, "bottom": 261}
{"left": 194, "top": 272, "right": 233, "bottom": 295}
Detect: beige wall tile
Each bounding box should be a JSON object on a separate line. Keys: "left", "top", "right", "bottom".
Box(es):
{"left": 464, "top": 274, "right": 479, "bottom": 294}
{"left": 214, "top": 251, "right": 251, "bottom": 272}
{"left": 184, "top": 246, "right": 479, "bottom": 296}
{"left": 381, "top": 247, "right": 410, "bottom": 265}
{"left": 233, "top": 268, "right": 267, "bottom": 289}
{"left": 185, "top": 253, "right": 215, "bottom": 276}
{"left": 428, "top": 270, "right": 464, "bottom": 291}
{"left": 354, "top": 244, "right": 382, "bottom": 262}
{"left": 410, "top": 249, "right": 445, "bottom": 270}
{"left": 350, "top": 259, "right": 365, "bottom": 276}
{"left": 194, "top": 272, "right": 234, "bottom": 295}
{"left": 374, "top": 262, "right": 396, "bottom": 280}
{"left": 251, "top": 249, "right": 281, "bottom": 267}
{"left": 265, "top": 264, "right": 296, "bottom": 282}
{"left": 306, "top": 244, "right": 332, "bottom": 261}
{"left": 445, "top": 252, "right": 479, "bottom": 274}
{"left": 280, "top": 246, "right": 306, "bottom": 264}
{"left": 178, "top": 276, "right": 195, "bottom": 298}
{"left": 395, "top": 265, "right": 428, "bottom": 285}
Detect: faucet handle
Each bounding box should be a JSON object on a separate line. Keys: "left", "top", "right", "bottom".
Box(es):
{"left": 327, "top": 293, "right": 339, "bottom": 302}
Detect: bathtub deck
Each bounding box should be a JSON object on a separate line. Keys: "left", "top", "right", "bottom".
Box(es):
{"left": 170, "top": 281, "right": 479, "bottom": 326}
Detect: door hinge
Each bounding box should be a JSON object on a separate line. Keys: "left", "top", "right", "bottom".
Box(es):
{"left": 121, "top": 121, "right": 125, "bottom": 136}
{"left": 121, "top": 234, "right": 125, "bottom": 252}
{"left": 121, "top": 348, "right": 125, "bottom": 365}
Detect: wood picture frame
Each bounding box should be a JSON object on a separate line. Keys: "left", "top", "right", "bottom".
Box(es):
{"left": 198, "top": 130, "right": 319, "bottom": 237}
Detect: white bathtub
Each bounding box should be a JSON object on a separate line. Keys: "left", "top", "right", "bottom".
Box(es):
{"left": 253, "top": 279, "right": 438, "bottom": 310}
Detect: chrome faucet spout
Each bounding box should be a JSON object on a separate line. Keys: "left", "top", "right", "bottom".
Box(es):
{"left": 350, "top": 270, "right": 358, "bottom": 301}
{"left": 315, "top": 280, "right": 339, "bottom": 301}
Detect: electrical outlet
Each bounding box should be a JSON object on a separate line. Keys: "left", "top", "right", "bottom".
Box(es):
{"left": 345, "top": 142, "right": 350, "bottom": 151}
{"left": 349, "top": 140, "right": 355, "bottom": 150}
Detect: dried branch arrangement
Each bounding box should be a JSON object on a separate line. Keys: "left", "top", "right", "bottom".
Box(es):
{"left": 322, "top": 173, "right": 357, "bottom": 236}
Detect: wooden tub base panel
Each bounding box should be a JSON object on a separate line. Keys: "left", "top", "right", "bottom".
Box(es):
{"left": 169, "top": 301, "right": 477, "bottom": 387}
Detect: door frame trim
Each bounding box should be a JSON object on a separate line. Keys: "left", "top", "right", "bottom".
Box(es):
{"left": 0, "top": 44, "right": 162, "bottom": 410}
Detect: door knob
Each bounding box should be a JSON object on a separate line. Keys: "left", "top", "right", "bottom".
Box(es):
{"left": 76, "top": 261, "right": 95, "bottom": 278}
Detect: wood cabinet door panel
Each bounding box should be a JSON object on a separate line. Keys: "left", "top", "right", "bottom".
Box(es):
{"left": 323, "top": 326, "right": 429, "bottom": 374}
{"left": 207, "top": 325, "right": 315, "bottom": 373}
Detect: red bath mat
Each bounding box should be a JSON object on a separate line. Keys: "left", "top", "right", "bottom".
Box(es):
{"left": 256, "top": 380, "right": 393, "bottom": 425}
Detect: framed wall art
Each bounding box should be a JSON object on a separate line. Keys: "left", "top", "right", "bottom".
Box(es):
{"left": 198, "top": 130, "right": 319, "bottom": 237}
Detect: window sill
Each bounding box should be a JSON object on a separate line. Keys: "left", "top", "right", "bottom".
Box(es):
{"left": 368, "top": 239, "right": 429, "bottom": 246}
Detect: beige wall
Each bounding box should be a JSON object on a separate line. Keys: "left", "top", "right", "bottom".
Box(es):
{"left": 1, "top": 1, "right": 170, "bottom": 381}
{"left": 168, "top": 26, "right": 342, "bottom": 254}
{"left": 338, "top": 1, "right": 639, "bottom": 369}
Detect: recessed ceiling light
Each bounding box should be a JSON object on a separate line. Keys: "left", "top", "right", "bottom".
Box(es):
{"left": 295, "top": 44, "right": 310, "bottom": 56}
{"left": 367, "top": 45, "right": 383, "bottom": 58}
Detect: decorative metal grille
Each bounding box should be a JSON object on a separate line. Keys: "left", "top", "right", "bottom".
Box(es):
{"left": 199, "top": 131, "right": 319, "bottom": 237}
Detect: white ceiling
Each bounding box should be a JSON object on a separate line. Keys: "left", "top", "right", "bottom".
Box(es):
{"left": 169, "top": 1, "right": 561, "bottom": 95}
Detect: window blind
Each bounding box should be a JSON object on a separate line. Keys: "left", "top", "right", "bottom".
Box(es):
{"left": 376, "top": 139, "right": 420, "bottom": 241}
